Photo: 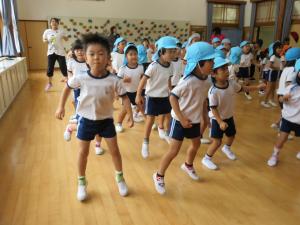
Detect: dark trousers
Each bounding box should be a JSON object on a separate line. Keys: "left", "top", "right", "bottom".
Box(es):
{"left": 47, "top": 53, "right": 67, "bottom": 77}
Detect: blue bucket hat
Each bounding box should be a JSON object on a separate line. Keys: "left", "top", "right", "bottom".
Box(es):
{"left": 152, "top": 36, "right": 178, "bottom": 61}
{"left": 212, "top": 37, "right": 221, "bottom": 44}
{"left": 229, "top": 46, "right": 242, "bottom": 65}
{"left": 215, "top": 45, "right": 226, "bottom": 59}
{"left": 123, "top": 43, "right": 137, "bottom": 65}
{"left": 137, "top": 44, "right": 147, "bottom": 64}
{"left": 268, "top": 42, "right": 275, "bottom": 57}
{"left": 221, "top": 38, "right": 231, "bottom": 44}
{"left": 285, "top": 47, "right": 300, "bottom": 61}
{"left": 213, "top": 57, "right": 229, "bottom": 70}
{"left": 295, "top": 58, "right": 300, "bottom": 72}
{"left": 184, "top": 42, "right": 215, "bottom": 77}
{"left": 240, "top": 40, "right": 249, "bottom": 48}
{"left": 113, "top": 37, "right": 125, "bottom": 52}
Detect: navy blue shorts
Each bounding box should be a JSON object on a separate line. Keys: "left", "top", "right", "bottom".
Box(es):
{"left": 237, "top": 67, "right": 250, "bottom": 78}
{"left": 263, "top": 71, "right": 269, "bottom": 81}
{"left": 74, "top": 89, "right": 80, "bottom": 109}
{"left": 210, "top": 117, "right": 236, "bottom": 139}
{"left": 280, "top": 118, "right": 300, "bottom": 137}
{"left": 267, "top": 70, "right": 280, "bottom": 82}
{"left": 77, "top": 117, "right": 116, "bottom": 141}
{"left": 127, "top": 92, "right": 137, "bottom": 105}
{"left": 145, "top": 96, "right": 171, "bottom": 116}
{"left": 168, "top": 117, "right": 201, "bottom": 141}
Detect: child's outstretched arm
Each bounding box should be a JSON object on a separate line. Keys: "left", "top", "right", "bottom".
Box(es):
{"left": 242, "top": 83, "right": 266, "bottom": 92}
{"left": 210, "top": 107, "right": 228, "bottom": 131}
{"left": 136, "top": 75, "right": 148, "bottom": 105}
{"left": 121, "top": 95, "right": 134, "bottom": 128}
{"left": 169, "top": 94, "right": 192, "bottom": 128}
{"left": 55, "top": 85, "right": 72, "bottom": 120}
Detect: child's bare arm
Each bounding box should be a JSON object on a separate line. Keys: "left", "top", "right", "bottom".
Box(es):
{"left": 55, "top": 85, "right": 72, "bottom": 120}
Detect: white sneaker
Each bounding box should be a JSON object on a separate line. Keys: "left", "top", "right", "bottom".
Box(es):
{"left": 77, "top": 184, "right": 87, "bottom": 201}
{"left": 153, "top": 173, "right": 166, "bottom": 195}
{"left": 180, "top": 163, "right": 200, "bottom": 180}
{"left": 158, "top": 128, "right": 166, "bottom": 139}
{"left": 245, "top": 93, "right": 252, "bottom": 100}
{"left": 152, "top": 123, "right": 157, "bottom": 130}
{"left": 221, "top": 146, "right": 237, "bottom": 160}
{"left": 268, "top": 100, "right": 277, "bottom": 107}
{"left": 288, "top": 134, "right": 294, "bottom": 140}
{"left": 201, "top": 138, "right": 211, "bottom": 144}
{"left": 115, "top": 123, "right": 124, "bottom": 133}
{"left": 296, "top": 152, "right": 300, "bottom": 160}
{"left": 270, "top": 123, "right": 279, "bottom": 130}
{"left": 202, "top": 156, "right": 218, "bottom": 170}
{"left": 141, "top": 142, "right": 149, "bottom": 159}
{"left": 261, "top": 101, "right": 271, "bottom": 108}
{"left": 64, "top": 130, "right": 72, "bottom": 142}
{"left": 117, "top": 180, "right": 128, "bottom": 197}
{"left": 267, "top": 155, "right": 278, "bottom": 167}
{"left": 133, "top": 113, "right": 144, "bottom": 123}
{"left": 95, "top": 146, "right": 104, "bottom": 155}
{"left": 258, "top": 90, "right": 265, "bottom": 95}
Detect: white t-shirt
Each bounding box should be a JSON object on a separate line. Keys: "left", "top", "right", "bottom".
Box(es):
{"left": 269, "top": 55, "right": 281, "bottom": 71}
{"left": 262, "top": 58, "right": 270, "bottom": 71}
{"left": 67, "top": 71, "right": 126, "bottom": 120}
{"left": 277, "top": 67, "right": 296, "bottom": 95}
{"left": 117, "top": 64, "right": 144, "bottom": 93}
{"left": 67, "top": 58, "right": 88, "bottom": 77}
{"left": 111, "top": 52, "right": 124, "bottom": 73}
{"left": 228, "top": 64, "right": 239, "bottom": 80}
{"left": 208, "top": 79, "right": 242, "bottom": 120}
{"left": 42, "top": 29, "right": 66, "bottom": 56}
{"left": 282, "top": 84, "right": 300, "bottom": 124}
{"left": 171, "top": 75, "right": 211, "bottom": 124}
{"left": 240, "top": 53, "right": 253, "bottom": 68}
{"left": 171, "top": 59, "right": 183, "bottom": 86}
{"left": 144, "top": 61, "right": 173, "bottom": 98}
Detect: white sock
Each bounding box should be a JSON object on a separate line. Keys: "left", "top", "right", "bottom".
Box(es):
{"left": 204, "top": 154, "right": 212, "bottom": 160}
{"left": 223, "top": 144, "right": 230, "bottom": 150}
{"left": 273, "top": 147, "right": 280, "bottom": 156}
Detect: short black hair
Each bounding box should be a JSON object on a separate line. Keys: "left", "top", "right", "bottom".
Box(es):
{"left": 81, "top": 32, "right": 111, "bottom": 53}
{"left": 213, "top": 27, "right": 221, "bottom": 35}
{"left": 285, "top": 60, "right": 296, "bottom": 67}
{"left": 273, "top": 41, "right": 282, "bottom": 56}
{"left": 71, "top": 39, "right": 83, "bottom": 51}
{"left": 125, "top": 45, "right": 138, "bottom": 55}
{"left": 158, "top": 48, "right": 167, "bottom": 57}
{"left": 110, "top": 26, "right": 116, "bottom": 33}
{"left": 176, "top": 42, "right": 182, "bottom": 48}
{"left": 50, "top": 18, "right": 60, "bottom": 24}
{"left": 256, "top": 39, "right": 263, "bottom": 48}
{"left": 142, "top": 38, "right": 149, "bottom": 43}
{"left": 283, "top": 37, "right": 290, "bottom": 43}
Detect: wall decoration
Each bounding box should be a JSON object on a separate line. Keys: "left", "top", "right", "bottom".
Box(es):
{"left": 56, "top": 16, "right": 190, "bottom": 50}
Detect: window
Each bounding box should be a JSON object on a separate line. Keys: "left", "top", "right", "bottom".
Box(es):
{"left": 212, "top": 4, "right": 239, "bottom": 26}
{"left": 256, "top": 0, "right": 276, "bottom": 24}
{"left": 293, "top": 0, "right": 300, "bottom": 21}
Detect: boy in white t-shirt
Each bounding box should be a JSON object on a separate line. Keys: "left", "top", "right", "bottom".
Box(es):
{"left": 202, "top": 57, "right": 265, "bottom": 170}
{"left": 152, "top": 42, "right": 215, "bottom": 195}
{"left": 267, "top": 58, "right": 300, "bottom": 167}
{"left": 55, "top": 33, "right": 133, "bottom": 201}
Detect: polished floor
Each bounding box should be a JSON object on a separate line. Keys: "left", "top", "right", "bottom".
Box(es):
{"left": 0, "top": 71, "right": 299, "bottom": 225}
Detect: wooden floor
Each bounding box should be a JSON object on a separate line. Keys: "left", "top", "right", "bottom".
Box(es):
{"left": 0, "top": 71, "right": 299, "bottom": 225}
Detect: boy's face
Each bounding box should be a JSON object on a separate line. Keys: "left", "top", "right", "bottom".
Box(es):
{"left": 50, "top": 19, "right": 58, "bottom": 29}
{"left": 85, "top": 44, "right": 109, "bottom": 71}
{"left": 223, "top": 43, "right": 231, "bottom": 50}
{"left": 74, "top": 49, "right": 84, "bottom": 59}
{"left": 196, "top": 59, "right": 214, "bottom": 76}
{"left": 163, "top": 48, "right": 177, "bottom": 62}
{"left": 214, "top": 65, "right": 229, "bottom": 82}
{"left": 242, "top": 45, "right": 250, "bottom": 53}
{"left": 127, "top": 50, "right": 138, "bottom": 65}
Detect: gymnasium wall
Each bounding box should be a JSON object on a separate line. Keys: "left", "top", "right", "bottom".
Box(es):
{"left": 17, "top": 0, "right": 252, "bottom": 27}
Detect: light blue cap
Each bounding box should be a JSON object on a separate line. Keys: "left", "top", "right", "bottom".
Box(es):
{"left": 152, "top": 36, "right": 178, "bottom": 61}
{"left": 212, "top": 37, "right": 221, "bottom": 44}
{"left": 240, "top": 40, "right": 249, "bottom": 48}
{"left": 295, "top": 58, "right": 300, "bottom": 72}
{"left": 221, "top": 38, "right": 231, "bottom": 44}
{"left": 285, "top": 47, "right": 300, "bottom": 61}
{"left": 213, "top": 57, "right": 229, "bottom": 70}
{"left": 215, "top": 45, "right": 226, "bottom": 59}
{"left": 113, "top": 37, "right": 126, "bottom": 52}
{"left": 137, "top": 44, "right": 148, "bottom": 64}
{"left": 229, "top": 46, "right": 242, "bottom": 65}
{"left": 123, "top": 43, "right": 137, "bottom": 65}
{"left": 186, "top": 33, "right": 201, "bottom": 50}
{"left": 184, "top": 42, "right": 215, "bottom": 77}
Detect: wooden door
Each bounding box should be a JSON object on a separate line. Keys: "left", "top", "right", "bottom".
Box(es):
{"left": 20, "top": 21, "right": 48, "bottom": 70}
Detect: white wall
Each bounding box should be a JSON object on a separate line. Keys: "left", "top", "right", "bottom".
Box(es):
{"left": 17, "top": 0, "right": 252, "bottom": 26}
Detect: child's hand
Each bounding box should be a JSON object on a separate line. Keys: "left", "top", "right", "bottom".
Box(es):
{"left": 123, "top": 76, "right": 132, "bottom": 83}
{"left": 55, "top": 107, "right": 65, "bottom": 120}
{"left": 258, "top": 83, "right": 266, "bottom": 90}
{"left": 219, "top": 121, "right": 228, "bottom": 131}
{"left": 135, "top": 95, "right": 144, "bottom": 106}
{"left": 283, "top": 94, "right": 291, "bottom": 102}
{"left": 180, "top": 117, "right": 192, "bottom": 128}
